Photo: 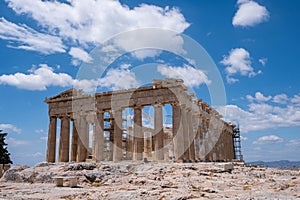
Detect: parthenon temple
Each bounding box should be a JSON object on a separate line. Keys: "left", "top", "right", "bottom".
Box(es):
{"left": 45, "top": 78, "right": 241, "bottom": 163}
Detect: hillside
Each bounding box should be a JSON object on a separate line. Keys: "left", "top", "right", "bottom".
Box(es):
{"left": 248, "top": 160, "right": 300, "bottom": 169}
{"left": 0, "top": 161, "right": 299, "bottom": 199}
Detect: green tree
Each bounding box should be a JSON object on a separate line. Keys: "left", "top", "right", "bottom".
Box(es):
{"left": 0, "top": 130, "right": 13, "bottom": 168}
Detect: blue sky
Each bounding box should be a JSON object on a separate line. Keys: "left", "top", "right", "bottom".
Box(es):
{"left": 0, "top": 0, "right": 300, "bottom": 166}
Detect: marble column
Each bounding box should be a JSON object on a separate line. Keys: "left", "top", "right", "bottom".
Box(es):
{"left": 154, "top": 104, "right": 164, "bottom": 160}
{"left": 109, "top": 114, "right": 114, "bottom": 161}
{"left": 126, "top": 128, "right": 133, "bottom": 160}
{"left": 212, "top": 127, "right": 219, "bottom": 161}
{"left": 172, "top": 103, "right": 184, "bottom": 161}
{"left": 58, "top": 116, "right": 70, "bottom": 162}
{"left": 228, "top": 131, "right": 232, "bottom": 161}
{"left": 71, "top": 120, "right": 78, "bottom": 162}
{"left": 204, "top": 119, "right": 211, "bottom": 161}
{"left": 194, "top": 120, "right": 201, "bottom": 162}
{"left": 46, "top": 116, "right": 57, "bottom": 163}
{"left": 181, "top": 105, "right": 189, "bottom": 161}
{"left": 77, "top": 115, "right": 88, "bottom": 162}
{"left": 224, "top": 131, "right": 228, "bottom": 161}
{"left": 113, "top": 109, "right": 123, "bottom": 162}
{"left": 144, "top": 131, "right": 152, "bottom": 159}
{"left": 218, "top": 132, "right": 223, "bottom": 161}
{"left": 187, "top": 109, "right": 195, "bottom": 161}
{"left": 199, "top": 123, "right": 205, "bottom": 161}
{"left": 94, "top": 111, "right": 104, "bottom": 162}
{"left": 133, "top": 107, "right": 143, "bottom": 161}
{"left": 213, "top": 132, "right": 219, "bottom": 161}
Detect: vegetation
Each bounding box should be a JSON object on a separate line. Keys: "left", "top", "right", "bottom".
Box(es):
{"left": 0, "top": 130, "right": 13, "bottom": 168}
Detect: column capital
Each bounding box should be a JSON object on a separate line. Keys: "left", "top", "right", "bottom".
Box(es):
{"left": 153, "top": 103, "right": 163, "bottom": 108}
{"left": 96, "top": 110, "right": 105, "bottom": 114}
{"left": 58, "top": 115, "right": 69, "bottom": 119}
{"left": 133, "top": 105, "right": 143, "bottom": 110}
{"left": 171, "top": 102, "right": 180, "bottom": 107}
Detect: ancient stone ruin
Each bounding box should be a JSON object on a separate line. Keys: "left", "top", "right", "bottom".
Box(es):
{"left": 44, "top": 79, "right": 240, "bottom": 163}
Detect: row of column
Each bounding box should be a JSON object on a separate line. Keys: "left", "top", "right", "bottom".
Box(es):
{"left": 172, "top": 104, "right": 235, "bottom": 162}
{"left": 46, "top": 104, "right": 235, "bottom": 163}
{"left": 46, "top": 105, "right": 165, "bottom": 163}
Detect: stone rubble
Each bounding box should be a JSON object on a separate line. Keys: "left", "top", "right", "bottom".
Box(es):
{"left": 0, "top": 161, "right": 299, "bottom": 199}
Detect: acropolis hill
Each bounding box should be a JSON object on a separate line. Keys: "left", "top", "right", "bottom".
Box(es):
{"left": 0, "top": 79, "right": 299, "bottom": 199}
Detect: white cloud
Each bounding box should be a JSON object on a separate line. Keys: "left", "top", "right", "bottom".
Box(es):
{"left": 273, "top": 94, "right": 288, "bottom": 104}
{"left": 286, "top": 139, "right": 300, "bottom": 146}
{"left": 5, "top": 0, "right": 189, "bottom": 47}
{"left": 0, "top": 124, "right": 21, "bottom": 134}
{"left": 233, "top": 0, "right": 270, "bottom": 27}
{"left": 217, "top": 92, "right": 300, "bottom": 133}
{"left": 157, "top": 64, "right": 211, "bottom": 87}
{"left": 40, "top": 136, "right": 48, "bottom": 141}
{"left": 220, "top": 48, "right": 261, "bottom": 83}
{"left": 98, "top": 68, "right": 140, "bottom": 90}
{"left": 0, "top": 64, "right": 73, "bottom": 90}
{"left": 253, "top": 135, "right": 284, "bottom": 145}
{"left": 237, "top": 0, "right": 250, "bottom": 4}
{"left": 0, "top": 17, "right": 65, "bottom": 54}
{"left": 0, "top": 63, "right": 141, "bottom": 91}
{"left": 35, "top": 129, "right": 46, "bottom": 135}
{"left": 131, "top": 49, "right": 162, "bottom": 60}
{"left": 240, "top": 136, "right": 248, "bottom": 141}
{"left": 112, "top": 29, "right": 186, "bottom": 59}
{"left": 290, "top": 94, "right": 300, "bottom": 105}
{"left": 71, "top": 67, "right": 140, "bottom": 91}
{"left": 259, "top": 58, "right": 268, "bottom": 66}
{"left": 255, "top": 92, "right": 271, "bottom": 101}
{"left": 246, "top": 92, "right": 272, "bottom": 102}
{"left": 33, "top": 152, "right": 43, "bottom": 157}
{"left": 6, "top": 137, "right": 30, "bottom": 147}
{"left": 68, "top": 47, "right": 93, "bottom": 65}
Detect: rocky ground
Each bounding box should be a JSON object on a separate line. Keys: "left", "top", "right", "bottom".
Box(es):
{"left": 0, "top": 161, "right": 299, "bottom": 200}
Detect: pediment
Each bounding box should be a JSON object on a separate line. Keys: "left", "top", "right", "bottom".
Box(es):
{"left": 46, "top": 88, "right": 82, "bottom": 101}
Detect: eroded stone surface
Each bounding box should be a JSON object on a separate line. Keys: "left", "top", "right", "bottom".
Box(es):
{"left": 0, "top": 162, "right": 299, "bottom": 199}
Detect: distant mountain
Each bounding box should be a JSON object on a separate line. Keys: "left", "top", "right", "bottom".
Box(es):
{"left": 247, "top": 160, "right": 300, "bottom": 169}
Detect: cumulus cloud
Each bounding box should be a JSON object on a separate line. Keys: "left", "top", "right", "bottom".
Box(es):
{"left": 0, "top": 64, "right": 73, "bottom": 90}
{"left": 131, "top": 49, "right": 162, "bottom": 60}
{"left": 217, "top": 92, "right": 300, "bottom": 133}
{"left": 259, "top": 58, "right": 268, "bottom": 66}
{"left": 112, "top": 29, "right": 186, "bottom": 59}
{"left": 0, "top": 17, "right": 65, "bottom": 54}
{"left": 246, "top": 92, "right": 272, "bottom": 102}
{"left": 0, "top": 124, "right": 21, "bottom": 134}
{"left": 290, "top": 94, "right": 300, "bottom": 105}
{"left": 157, "top": 64, "right": 211, "bottom": 87}
{"left": 253, "top": 135, "right": 284, "bottom": 145}
{"left": 98, "top": 68, "right": 140, "bottom": 90}
{"left": 273, "top": 94, "right": 288, "bottom": 104}
{"left": 3, "top": 0, "right": 189, "bottom": 58}
{"left": 221, "top": 48, "right": 261, "bottom": 83}
{"left": 233, "top": 0, "right": 270, "bottom": 27}
{"left": 0, "top": 64, "right": 140, "bottom": 91}
{"left": 69, "top": 47, "right": 93, "bottom": 65}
